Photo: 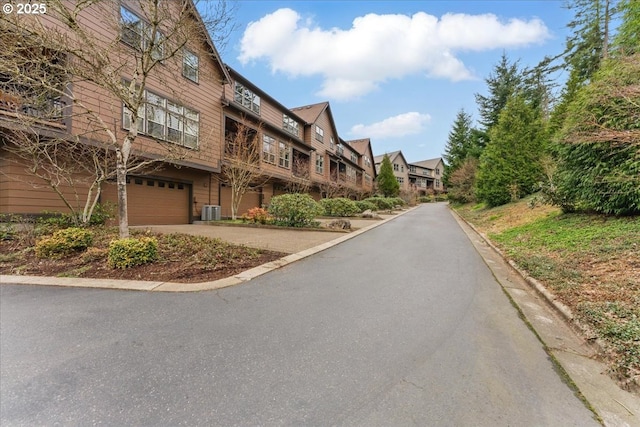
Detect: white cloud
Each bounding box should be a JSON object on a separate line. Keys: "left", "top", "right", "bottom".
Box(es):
{"left": 350, "top": 112, "right": 431, "bottom": 139}
{"left": 238, "top": 9, "right": 550, "bottom": 100}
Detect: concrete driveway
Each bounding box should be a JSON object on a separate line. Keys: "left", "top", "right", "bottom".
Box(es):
{"left": 132, "top": 217, "right": 392, "bottom": 254}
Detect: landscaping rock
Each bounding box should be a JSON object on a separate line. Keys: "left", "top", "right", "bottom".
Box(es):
{"left": 326, "top": 219, "right": 351, "bottom": 230}
{"left": 361, "top": 209, "right": 382, "bottom": 219}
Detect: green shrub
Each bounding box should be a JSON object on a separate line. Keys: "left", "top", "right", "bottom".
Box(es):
{"left": 88, "top": 203, "right": 114, "bottom": 226}
{"left": 268, "top": 193, "right": 323, "bottom": 227}
{"left": 389, "top": 197, "right": 406, "bottom": 207}
{"left": 418, "top": 196, "right": 433, "bottom": 203}
{"left": 363, "top": 197, "right": 394, "bottom": 211}
{"left": 355, "top": 200, "right": 377, "bottom": 212}
{"left": 108, "top": 237, "right": 158, "bottom": 269}
{"left": 319, "top": 198, "right": 359, "bottom": 217}
{"left": 35, "top": 227, "right": 93, "bottom": 259}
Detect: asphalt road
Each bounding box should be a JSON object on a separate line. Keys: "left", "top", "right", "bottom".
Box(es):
{"left": 1, "top": 204, "right": 599, "bottom": 426}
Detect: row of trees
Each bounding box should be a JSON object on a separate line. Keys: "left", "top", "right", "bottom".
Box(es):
{"left": 443, "top": 0, "right": 639, "bottom": 215}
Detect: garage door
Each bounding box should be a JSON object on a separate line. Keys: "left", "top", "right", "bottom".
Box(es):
{"left": 220, "top": 185, "right": 261, "bottom": 218}
{"left": 102, "top": 177, "right": 190, "bottom": 225}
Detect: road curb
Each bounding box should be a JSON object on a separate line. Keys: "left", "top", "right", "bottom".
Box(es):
{"left": 448, "top": 208, "right": 607, "bottom": 354}
{"left": 1, "top": 206, "right": 419, "bottom": 293}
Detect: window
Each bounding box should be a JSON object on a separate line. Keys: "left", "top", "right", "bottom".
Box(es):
{"left": 315, "top": 154, "right": 324, "bottom": 174}
{"left": 263, "top": 135, "right": 276, "bottom": 164}
{"left": 283, "top": 114, "right": 299, "bottom": 136}
{"left": 346, "top": 166, "right": 356, "bottom": 182}
{"left": 278, "top": 142, "right": 290, "bottom": 168}
{"left": 183, "top": 49, "right": 199, "bottom": 83}
{"left": 350, "top": 152, "right": 358, "bottom": 163}
{"left": 409, "top": 165, "right": 416, "bottom": 173}
{"left": 337, "top": 144, "right": 344, "bottom": 156}
{"left": 330, "top": 137, "right": 335, "bottom": 150}
{"left": 401, "top": 165, "right": 404, "bottom": 172}
{"left": 120, "top": 7, "right": 164, "bottom": 60}
{"left": 234, "top": 82, "right": 260, "bottom": 114}
{"left": 393, "top": 163, "right": 399, "bottom": 171}
{"left": 123, "top": 89, "right": 199, "bottom": 149}
{"left": 364, "top": 173, "right": 372, "bottom": 183}
{"left": 396, "top": 176, "right": 404, "bottom": 184}
{"left": 436, "top": 179, "right": 440, "bottom": 188}
{"left": 364, "top": 156, "right": 371, "bottom": 167}
{"left": 315, "top": 125, "right": 324, "bottom": 142}
{"left": 436, "top": 168, "right": 440, "bottom": 175}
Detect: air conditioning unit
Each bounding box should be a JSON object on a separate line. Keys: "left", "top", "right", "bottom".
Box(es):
{"left": 201, "top": 205, "right": 221, "bottom": 221}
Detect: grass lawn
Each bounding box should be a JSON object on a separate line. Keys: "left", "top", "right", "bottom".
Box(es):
{"left": 455, "top": 196, "right": 640, "bottom": 392}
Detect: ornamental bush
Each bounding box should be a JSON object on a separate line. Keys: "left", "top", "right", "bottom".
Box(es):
{"left": 35, "top": 227, "right": 93, "bottom": 259}
{"left": 108, "top": 236, "right": 158, "bottom": 269}
{"left": 242, "top": 207, "right": 272, "bottom": 224}
{"left": 319, "top": 198, "right": 359, "bottom": 217}
{"left": 363, "top": 197, "right": 394, "bottom": 211}
{"left": 268, "top": 193, "right": 323, "bottom": 227}
{"left": 355, "top": 200, "right": 377, "bottom": 212}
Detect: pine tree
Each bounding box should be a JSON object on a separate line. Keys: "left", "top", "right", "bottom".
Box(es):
{"left": 612, "top": 0, "right": 640, "bottom": 55}
{"left": 443, "top": 109, "right": 474, "bottom": 186}
{"left": 475, "top": 53, "right": 522, "bottom": 133}
{"left": 476, "top": 95, "right": 547, "bottom": 207}
{"left": 376, "top": 154, "right": 400, "bottom": 197}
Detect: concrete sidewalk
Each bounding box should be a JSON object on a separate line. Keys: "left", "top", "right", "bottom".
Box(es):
{"left": 1, "top": 210, "right": 413, "bottom": 292}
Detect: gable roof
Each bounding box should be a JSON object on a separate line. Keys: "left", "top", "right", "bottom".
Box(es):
{"left": 186, "top": 0, "right": 231, "bottom": 84}
{"left": 345, "top": 138, "right": 371, "bottom": 156}
{"left": 411, "top": 157, "right": 444, "bottom": 169}
{"left": 289, "top": 102, "right": 329, "bottom": 124}
{"left": 374, "top": 150, "right": 408, "bottom": 166}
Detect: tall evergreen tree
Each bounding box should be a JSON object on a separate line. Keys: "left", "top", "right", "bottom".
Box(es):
{"left": 612, "top": 0, "right": 640, "bottom": 55}
{"left": 476, "top": 95, "right": 547, "bottom": 207}
{"left": 376, "top": 154, "right": 400, "bottom": 197}
{"left": 443, "top": 109, "right": 474, "bottom": 186}
{"left": 475, "top": 53, "right": 522, "bottom": 133}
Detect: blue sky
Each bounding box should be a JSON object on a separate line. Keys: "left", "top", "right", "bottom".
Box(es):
{"left": 219, "top": 1, "right": 573, "bottom": 163}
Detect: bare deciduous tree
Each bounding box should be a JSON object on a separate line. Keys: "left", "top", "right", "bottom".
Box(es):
{"left": 283, "top": 156, "right": 311, "bottom": 194}
{"left": 221, "top": 120, "right": 265, "bottom": 220}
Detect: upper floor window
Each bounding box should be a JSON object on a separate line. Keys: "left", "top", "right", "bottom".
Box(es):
{"left": 315, "top": 125, "right": 324, "bottom": 142}
{"left": 123, "top": 89, "right": 199, "bottom": 149}
{"left": 278, "top": 142, "right": 290, "bottom": 168}
{"left": 182, "top": 49, "right": 199, "bottom": 83}
{"left": 396, "top": 176, "right": 404, "bottom": 184}
{"left": 234, "top": 82, "right": 260, "bottom": 114}
{"left": 409, "top": 165, "right": 416, "bottom": 173}
{"left": 120, "top": 7, "right": 164, "bottom": 60}
{"left": 330, "top": 137, "right": 335, "bottom": 150}
{"left": 283, "top": 114, "right": 299, "bottom": 136}
{"left": 401, "top": 165, "right": 404, "bottom": 172}
{"left": 350, "top": 151, "right": 358, "bottom": 163}
{"left": 364, "top": 156, "right": 371, "bottom": 167}
{"left": 262, "top": 135, "right": 276, "bottom": 164}
{"left": 436, "top": 167, "right": 440, "bottom": 175}
{"left": 315, "top": 154, "right": 324, "bottom": 174}
{"left": 393, "top": 163, "right": 399, "bottom": 171}
{"left": 336, "top": 144, "right": 344, "bottom": 156}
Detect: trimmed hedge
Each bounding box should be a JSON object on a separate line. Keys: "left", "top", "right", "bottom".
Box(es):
{"left": 363, "top": 197, "right": 404, "bottom": 211}
{"left": 108, "top": 237, "right": 158, "bottom": 269}
{"left": 355, "top": 200, "right": 377, "bottom": 212}
{"left": 268, "top": 193, "right": 323, "bottom": 227}
{"left": 35, "top": 227, "right": 93, "bottom": 259}
{"left": 319, "top": 198, "right": 359, "bottom": 217}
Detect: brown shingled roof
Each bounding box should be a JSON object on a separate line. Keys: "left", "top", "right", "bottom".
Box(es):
{"left": 290, "top": 102, "right": 329, "bottom": 124}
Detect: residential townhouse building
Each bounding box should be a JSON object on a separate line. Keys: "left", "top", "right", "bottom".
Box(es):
{"left": 409, "top": 158, "right": 445, "bottom": 193}
{"left": 1, "top": 3, "right": 380, "bottom": 224}
{"left": 374, "top": 151, "right": 410, "bottom": 192}
{"left": 1, "top": 1, "right": 231, "bottom": 225}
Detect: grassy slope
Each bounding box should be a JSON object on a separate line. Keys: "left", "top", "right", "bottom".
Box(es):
{"left": 455, "top": 196, "right": 640, "bottom": 392}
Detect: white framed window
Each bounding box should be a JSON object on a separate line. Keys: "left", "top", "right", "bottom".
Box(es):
{"left": 183, "top": 49, "right": 199, "bottom": 83}
{"left": 393, "top": 164, "right": 399, "bottom": 171}
{"left": 278, "top": 142, "right": 290, "bottom": 168}
{"left": 315, "top": 125, "right": 324, "bottom": 142}
{"left": 346, "top": 166, "right": 356, "bottom": 182}
{"left": 315, "top": 154, "right": 324, "bottom": 174}
{"left": 120, "top": 7, "right": 164, "bottom": 60}
{"left": 263, "top": 135, "right": 276, "bottom": 164}
{"left": 283, "top": 114, "right": 299, "bottom": 136}
{"left": 234, "top": 82, "right": 260, "bottom": 114}
{"left": 350, "top": 152, "right": 358, "bottom": 163}
{"left": 123, "top": 89, "right": 199, "bottom": 149}
{"left": 396, "top": 176, "right": 404, "bottom": 184}
{"left": 330, "top": 137, "right": 335, "bottom": 150}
